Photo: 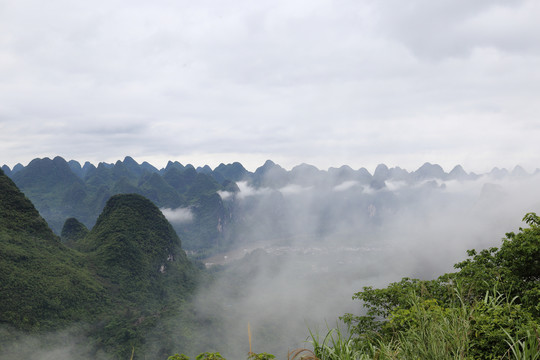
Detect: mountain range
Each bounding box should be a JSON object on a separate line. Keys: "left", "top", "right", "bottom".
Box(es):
{"left": 2, "top": 156, "right": 538, "bottom": 256}
{"left": 3, "top": 156, "right": 536, "bottom": 183}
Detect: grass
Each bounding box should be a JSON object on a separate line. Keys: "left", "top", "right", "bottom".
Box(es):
{"left": 505, "top": 328, "right": 540, "bottom": 360}
{"left": 307, "top": 326, "right": 368, "bottom": 360}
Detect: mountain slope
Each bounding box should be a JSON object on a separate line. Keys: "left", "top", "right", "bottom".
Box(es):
{"left": 78, "top": 193, "right": 197, "bottom": 305}
{"left": 60, "top": 217, "right": 89, "bottom": 246}
{"left": 1, "top": 172, "right": 201, "bottom": 358}
{"left": 0, "top": 168, "right": 107, "bottom": 330}
{"left": 10, "top": 156, "right": 88, "bottom": 231}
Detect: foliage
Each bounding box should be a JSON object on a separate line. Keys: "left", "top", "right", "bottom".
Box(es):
{"left": 60, "top": 217, "right": 89, "bottom": 246}
{"left": 467, "top": 290, "right": 535, "bottom": 359}
{"left": 0, "top": 168, "right": 57, "bottom": 241}
{"left": 74, "top": 194, "right": 199, "bottom": 307}
{"left": 195, "top": 352, "right": 226, "bottom": 360}
{"left": 0, "top": 170, "right": 108, "bottom": 330}
{"left": 337, "top": 213, "right": 540, "bottom": 360}
{"left": 1, "top": 170, "right": 201, "bottom": 358}
{"left": 308, "top": 326, "right": 366, "bottom": 360}
{"left": 168, "top": 354, "right": 191, "bottom": 360}
{"left": 248, "top": 352, "right": 276, "bottom": 360}
{"left": 452, "top": 212, "right": 540, "bottom": 317}
{"left": 341, "top": 277, "right": 453, "bottom": 341}
{"left": 505, "top": 327, "right": 540, "bottom": 360}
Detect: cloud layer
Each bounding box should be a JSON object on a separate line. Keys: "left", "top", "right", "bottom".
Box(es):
{"left": 1, "top": 0, "right": 540, "bottom": 172}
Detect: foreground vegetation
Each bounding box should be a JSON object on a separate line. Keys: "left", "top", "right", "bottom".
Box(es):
{"left": 335, "top": 213, "right": 540, "bottom": 359}
{"left": 167, "top": 213, "right": 540, "bottom": 359}
{"left": 313, "top": 212, "right": 540, "bottom": 359}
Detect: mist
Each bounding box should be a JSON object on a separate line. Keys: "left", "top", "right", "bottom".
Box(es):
{"left": 0, "top": 325, "right": 112, "bottom": 360}
{"left": 172, "top": 170, "right": 540, "bottom": 359}
{"left": 161, "top": 207, "right": 195, "bottom": 224}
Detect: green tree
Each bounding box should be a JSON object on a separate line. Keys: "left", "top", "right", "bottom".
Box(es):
{"left": 195, "top": 352, "right": 226, "bottom": 360}
{"left": 168, "top": 354, "right": 190, "bottom": 360}
{"left": 341, "top": 213, "right": 540, "bottom": 359}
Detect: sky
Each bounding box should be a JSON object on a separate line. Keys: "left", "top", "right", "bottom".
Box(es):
{"left": 1, "top": 0, "right": 540, "bottom": 173}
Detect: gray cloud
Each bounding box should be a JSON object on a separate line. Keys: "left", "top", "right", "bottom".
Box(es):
{"left": 369, "top": 0, "right": 537, "bottom": 59}
{"left": 1, "top": 0, "right": 540, "bottom": 173}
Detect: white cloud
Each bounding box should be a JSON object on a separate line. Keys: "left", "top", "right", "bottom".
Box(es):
{"left": 235, "top": 181, "right": 273, "bottom": 199}
{"left": 217, "top": 190, "right": 234, "bottom": 200}
{"left": 333, "top": 180, "right": 359, "bottom": 192}
{"left": 160, "top": 207, "right": 194, "bottom": 224}
{"left": 385, "top": 180, "right": 407, "bottom": 192}
{"left": 278, "top": 184, "right": 312, "bottom": 195}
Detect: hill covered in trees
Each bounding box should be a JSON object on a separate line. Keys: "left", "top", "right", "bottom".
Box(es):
{"left": 0, "top": 168, "right": 107, "bottom": 330}
{"left": 292, "top": 213, "right": 540, "bottom": 360}
{"left": 0, "top": 168, "right": 201, "bottom": 358}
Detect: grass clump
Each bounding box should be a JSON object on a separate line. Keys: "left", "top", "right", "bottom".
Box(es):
{"left": 505, "top": 328, "right": 540, "bottom": 360}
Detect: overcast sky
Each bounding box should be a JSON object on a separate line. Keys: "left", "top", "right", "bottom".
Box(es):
{"left": 1, "top": 0, "right": 539, "bottom": 173}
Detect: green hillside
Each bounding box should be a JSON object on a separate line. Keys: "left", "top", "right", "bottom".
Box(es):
{"left": 77, "top": 193, "right": 197, "bottom": 306}
{"left": 76, "top": 193, "right": 201, "bottom": 358}
{"left": 0, "top": 169, "right": 201, "bottom": 358}
{"left": 60, "top": 217, "right": 89, "bottom": 246}
{"left": 0, "top": 168, "right": 107, "bottom": 330}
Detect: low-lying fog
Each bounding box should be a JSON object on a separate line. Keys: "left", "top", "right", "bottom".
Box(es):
{"left": 180, "top": 171, "right": 540, "bottom": 358}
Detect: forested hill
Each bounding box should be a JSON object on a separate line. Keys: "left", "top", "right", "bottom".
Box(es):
{"left": 0, "top": 167, "right": 57, "bottom": 241}
{"left": 76, "top": 193, "right": 198, "bottom": 306}
{"left": 0, "top": 168, "right": 200, "bottom": 358}
{"left": 0, "top": 167, "right": 107, "bottom": 329}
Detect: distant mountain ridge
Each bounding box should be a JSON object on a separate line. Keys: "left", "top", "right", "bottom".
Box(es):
{"left": 4, "top": 157, "right": 536, "bottom": 185}
{"left": 2, "top": 156, "right": 538, "bottom": 255}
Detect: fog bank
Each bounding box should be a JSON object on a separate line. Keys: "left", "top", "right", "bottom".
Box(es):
{"left": 178, "top": 172, "right": 540, "bottom": 358}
